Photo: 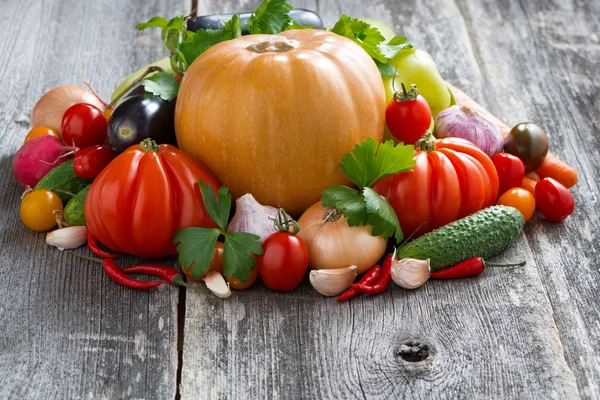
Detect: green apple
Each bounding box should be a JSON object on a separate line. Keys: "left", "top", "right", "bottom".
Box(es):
{"left": 111, "top": 57, "right": 174, "bottom": 101}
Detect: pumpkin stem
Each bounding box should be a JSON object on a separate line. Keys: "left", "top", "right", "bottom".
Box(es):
{"left": 140, "top": 138, "right": 161, "bottom": 153}
{"left": 246, "top": 36, "right": 297, "bottom": 53}
{"left": 414, "top": 131, "right": 435, "bottom": 152}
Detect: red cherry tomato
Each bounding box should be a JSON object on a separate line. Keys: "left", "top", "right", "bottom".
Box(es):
{"left": 258, "top": 232, "right": 309, "bottom": 291}
{"left": 73, "top": 145, "right": 116, "bottom": 180}
{"left": 385, "top": 83, "right": 432, "bottom": 144}
{"left": 61, "top": 103, "right": 108, "bottom": 149}
{"left": 535, "top": 178, "right": 575, "bottom": 222}
{"left": 492, "top": 153, "right": 526, "bottom": 196}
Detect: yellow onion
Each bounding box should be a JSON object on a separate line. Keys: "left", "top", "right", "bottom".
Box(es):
{"left": 298, "top": 202, "right": 387, "bottom": 274}
{"left": 31, "top": 86, "right": 105, "bottom": 137}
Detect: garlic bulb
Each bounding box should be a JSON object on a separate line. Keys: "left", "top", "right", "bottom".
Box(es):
{"left": 391, "top": 258, "right": 430, "bottom": 289}
{"left": 46, "top": 226, "right": 87, "bottom": 250}
{"left": 227, "top": 193, "right": 291, "bottom": 244}
{"left": 434, "top": 105, "right": 503, "bottom": 157}
{"left": 203, "top": 271, "right": 231, "bottom": 298}
{"left": 309, "top": 265, "right": 357, "bottom": 296}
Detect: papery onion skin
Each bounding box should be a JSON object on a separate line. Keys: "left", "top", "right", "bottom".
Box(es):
{"left": 434, "top": 105, "right": 503, "bottom": 158}
{"left": 297, "top": 202, "right": 387, "bottom": 274}
{"left": 31, "top": 86, "right": 105, "bottom": 137}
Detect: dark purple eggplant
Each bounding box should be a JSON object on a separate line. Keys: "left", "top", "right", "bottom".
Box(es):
{"left": 186, "top": 9, "right": 323, "bottom": 34}
{"left": 107, "top": 88, "right": 176, "bottom": 154}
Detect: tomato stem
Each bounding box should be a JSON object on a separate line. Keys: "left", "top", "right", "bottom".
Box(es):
{"left": 414, "top": 130, "right": 435, "bottom": 152}
{"left": 272, "top": 208, "right": 300, "bottom": 234}
{"left": 393, "top": 82, "right": 420, "bottom": 102}
{"left": 139, "top": 138, "right": 161, "bottom": 153}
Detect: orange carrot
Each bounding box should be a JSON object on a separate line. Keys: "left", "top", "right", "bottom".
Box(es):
{"left": 535, "top": 152, "right": 578, "bottom": 188}
{"left": 521, "top": 177, "right": 538, "bottom": 195}
{"left": 526, "top": 172, "right": 540, "bottom": 182}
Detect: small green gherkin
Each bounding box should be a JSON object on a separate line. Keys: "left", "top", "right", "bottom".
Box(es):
{"left": 34, "top": 160, "right": 90, "bottom": 204}
{"left": 64, "top": 185, "right": 91, "bottom": 226}
{"left": 396, "top": 206, "right": 525, "bottom": 271}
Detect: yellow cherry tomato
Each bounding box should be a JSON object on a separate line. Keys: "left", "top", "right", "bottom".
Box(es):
{"left": 20, "top": 190, "right": 63, "bottom": 231}
{"left": 24, "top": 126, "right": 59, "bottom": 143}
{"left": 496, "top": 187, "right": 536, "bottom": 221}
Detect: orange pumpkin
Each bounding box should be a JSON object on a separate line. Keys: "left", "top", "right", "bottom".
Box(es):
{"left": 175, "top": 30, "right": 386, "bottom": 215}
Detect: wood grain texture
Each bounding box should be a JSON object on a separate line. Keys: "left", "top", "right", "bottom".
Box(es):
{"left": 180, "top": 0, "right": 584, "bottom": 399}
{"left": 454, "top": 0, "right": 600, "bottom": 397}
{"left": 0, "top": 0, "right": 183, "bottom": 398}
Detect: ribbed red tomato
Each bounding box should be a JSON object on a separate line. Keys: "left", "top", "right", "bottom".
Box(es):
{"left": 373, "top": 137, "right": 499, "bottom": 237}
{"left": 84, "top": 139, "right": 219, "bottom": 258}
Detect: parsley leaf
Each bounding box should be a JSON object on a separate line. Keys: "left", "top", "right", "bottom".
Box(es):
{"left": 136, "top": 16, "right": 169, "bottom": 30}
{"left": 247, "top": 0, "right": 293, "bottom": 34}
{"left": 321, "top": 185, "right": 368, "bottom": 226}
{"left": 330, "top": 16, "right": 413, "bottom": 78}
{"left": 363, "top": 188, "right": 403, "bottom": 242}
{"left": 199, "top": 180, "right": 231, "bottom": 232}
{"left": 285, "top": 21, "right": 314, "bottom": 30}
{"left": 141, "top": 72, "right": 179, "bottom": 101}
{"left": 340, "top": 138, "right": 415, "bottom": 188}
{"left": 174, "top": 181, "right": 263, "bottom": 285}
{"left": 223, "top": 232, "right": 264, "bottom": 282}
{"left": 179, "top": 29, "right": 229, "bottom": 68}
{"left": 173, "top": 227, "right": 221, "bottom": 279}
{"left": 222, "top": 14, "right": 242, "bottom": 39}
{"left": 321, "top": 138, "right": 415, "bottom": 243}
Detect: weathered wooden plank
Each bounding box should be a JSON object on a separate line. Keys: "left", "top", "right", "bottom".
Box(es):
{"left": 180, "top": 0, "right": 580, "bottom": 398}
{"left": 0, "top": 0, "right": 183, "bottom": 398}
{"left": 454, "top": 0, "right": 600, "bottom": 397}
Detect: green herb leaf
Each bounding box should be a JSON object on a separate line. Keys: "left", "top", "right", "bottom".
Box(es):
{"left": 179, "top": 28, "right": 229, "bottom": 68}
{"left": 136, "top": 16, "right": 169, "bottom": 30}
{"left": 172, "top": 227, "right": 221, "bottom": 279}
{"left": 247, "top": 0, "right": 293, "bottom": 34}
{"left": 378, "top": 36, "right": 412, "bottom": 59}
{"left": 321, "top": 185, "right": 368, "bottom": 226}
{"left": 199, "top": 179, "right": 231, "bottom": 232}
{"left": 285, "top": 20, "right": 314, "bottom": 30}
{"left": 340, "top": 138, "right": 415, "bottom": 188}
{"left": 363, "top": 187, "right": 403, "bottom": 242}
{"left": 222, "top": 14, "right": 243, "bottom": 39}
{"left": 223, "top": 232, "right": 264, "bottom": 282}
{"left": 141, "top": 72, "right": 180, "bottom": 102}
{"left": 375, "top": 60, "right": 397, "bottom": 78}
{"left": 330, "top": 15, "right": 388, "bottom": 63}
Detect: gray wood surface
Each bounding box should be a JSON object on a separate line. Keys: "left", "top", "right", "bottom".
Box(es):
{"left": 0, "top": 1, "right": 183, "bottom": 399}
{"left": 0, "top": 0, "right": 598, "bottom": 399}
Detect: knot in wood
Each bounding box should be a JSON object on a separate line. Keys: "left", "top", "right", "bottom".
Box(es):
{"left": 396, "top": 340, "right": 431, "bottom": 362}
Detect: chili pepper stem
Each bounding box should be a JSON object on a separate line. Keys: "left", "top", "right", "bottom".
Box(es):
{"left": 485, "top": 260, "right": 527, "bottom": 268}
{"left": 171, "top": 275, "right": 211, "bottom": 297}
{"left": 68, "top": 251, "right": 103, "bottom": 264}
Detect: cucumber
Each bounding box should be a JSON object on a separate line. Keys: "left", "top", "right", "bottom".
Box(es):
{"left": 64, "top": 184, "right": 91, "bottom": 226}
{"left": 396, "top": 206, "right": 525, "bottom": 271}
{"left": 34, "top": 160, "right": 90, "bottom": 203}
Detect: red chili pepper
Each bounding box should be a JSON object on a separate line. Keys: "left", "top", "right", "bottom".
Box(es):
{"left": 103, "top": 259, "right": 165, "bottom": 290}
{"left": 87, "top": 228, "right": 118, "bottom": 259}
{"left": 429, "top": 257, "right": 526, "bottom": 279}
{"left": 123, "top": 264, "right": 210, "bottom": 296}
{"left": 336, "top": 265, "right": 381, "bottom": 302}
{"left": 352, "top": 254, "right": 394, "bottom": 295}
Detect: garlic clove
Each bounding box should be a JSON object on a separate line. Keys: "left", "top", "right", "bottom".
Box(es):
{"left": 46, "top": 226, "right": 87, "bottom": 250}
{"left": 391, "top": 258, "right": 430, "bottom": 289}
{"left": 203, "top": 271, "right": 231, "bottom": 298}
{"left": 309, "top": 265, "right": 358, "bottom": 296}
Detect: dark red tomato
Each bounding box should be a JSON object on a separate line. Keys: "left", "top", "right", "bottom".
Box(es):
{"left": 492, "top": 152, "right": 526, "bottom": 196}
{"left": 258, "top": 232, "right": 309, "bottom": 291}
{"left": 385, "top": 84, "right": 432, "bottom": 144}
{"left": 73, "top": 145, "right": 116, "bottom": 180}
{"left": 535, "top": 177, "right": 574, "bottom": 222}
{"left": 61, "top": 103, "right": 108, "bottom": 148}
{"left": 503, "top": 122, "right": 549, "bottom": 172}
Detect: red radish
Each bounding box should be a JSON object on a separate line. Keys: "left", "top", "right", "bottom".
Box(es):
{"left": 12, "top": 135, "right": 77, "bottom": 188}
